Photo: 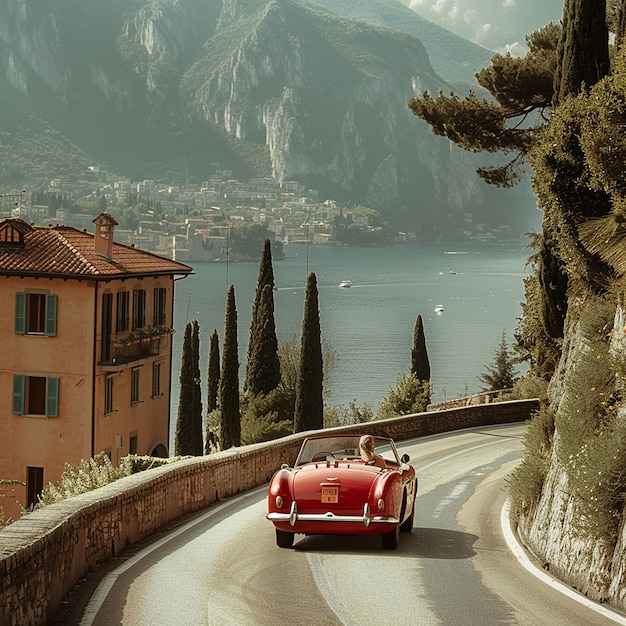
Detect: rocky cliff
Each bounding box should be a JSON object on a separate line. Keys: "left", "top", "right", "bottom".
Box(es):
{"left": 517, "top": 300, "right": 626, "bottom": 609}
{"left": 0, "top": 0, "right": 533, "bottom": 239}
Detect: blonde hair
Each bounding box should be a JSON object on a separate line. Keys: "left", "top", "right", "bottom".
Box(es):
{"left": 359, "top": 435, "right": 376, "bottom": 461}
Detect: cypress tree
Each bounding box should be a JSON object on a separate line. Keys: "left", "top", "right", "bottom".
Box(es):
{"left": 528, "top": 0, "right": 611, "bottom": 367}
{"left": 294, "top": 273, "right": 324, "bottom": 432}
{"left": 207, "top": 329, "right": 220, "bottom": 413}
{"left": 174, "top": 322, "right": 195, "bottom": 456}
{"left": 410, "top": 314, "right": 430, "bottom": 382}
{"left": 191, "top": 320, "right": 203, "bottom": 456}
{"left": 553, "top": 0, "right": 609, "bottom": 105}
{"left": 220, "top": 285, "right": 241, "bottom": 449}
{"left": 246, "top": 284, "right": 281, "bottom": 396}
{"left": 245, "top": 238, "right": 276, "bottom": 392}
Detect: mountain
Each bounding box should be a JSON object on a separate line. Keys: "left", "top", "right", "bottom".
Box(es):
{"left": 0, "top": 0, "right": 537, "bottom": 241}
{"left": 299, "top": 0, "right": 494, "bottom": 84}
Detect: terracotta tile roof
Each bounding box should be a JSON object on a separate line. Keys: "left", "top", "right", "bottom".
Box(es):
{"left": 0, "top": 220, "right": 193, "bottom": 279}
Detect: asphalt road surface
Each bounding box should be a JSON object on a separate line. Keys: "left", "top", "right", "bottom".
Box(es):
{"left": 73, "top": 423, "right": 626, "bottom": 625}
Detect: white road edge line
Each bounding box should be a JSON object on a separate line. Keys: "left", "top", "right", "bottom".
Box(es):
{"left": 79, "top": 486, "right": 267, "bottom": 626}
{"left": 501, "top": 498, "right": 626, "bottom": 624}
{"left": 305, "top": 552, "right": 361, "bottom": 626}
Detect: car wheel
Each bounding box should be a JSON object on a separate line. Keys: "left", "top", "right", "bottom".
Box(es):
{"left": 381, "top": 525, "right": 399, "bottom": 550}
{"left": 400, "top": 504, "right": 414, "bottom": 533}
{"left": 276, "top": 529, "right": 294, "bottom": 548}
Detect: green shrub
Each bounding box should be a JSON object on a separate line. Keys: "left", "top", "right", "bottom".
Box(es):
{"left": 240, "top": 387, "right": 295, "bottom": 444}
{"left": 35, "top": 452, "right": 128, "bottom": 508}
{"left": 377, "top": 374, "right": 431, "bottom": 420}
{"left": 508, "top": 405, "right": 555, "bottom": 515}
{"left": 498, "top": 372, "right": 548, "bottom": 402}
{"left": 324, "top": 401, "right": 374, "bottom": 428}
{"left": 553, "top": 296, "right": 626, "bottom": 540}
{"left": 31, "top": 453, "right": 188, "bottom": 510}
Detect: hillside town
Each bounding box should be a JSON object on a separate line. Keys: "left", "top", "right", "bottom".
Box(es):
{"left": 0, "top": 170, "right": 513, "bottom": 262}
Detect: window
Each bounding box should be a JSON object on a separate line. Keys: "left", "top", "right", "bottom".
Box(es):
{"left": 132, "top": 289, "right": 146, "bottom": 330}
{"left": 13, "top": 375, "right": 59, "bottom": 417}
{"left": 116, "top": 291, "right": 129, "bottom": 332}
{"left": 105, "top": 376, "right": 114, "bottom": 414}
{"left": 131, "top": 367, "right": 141, "bottom": 404}
{"left": 15, "top": 293, "right": 57, "bottom": 336}
{"left": 152, "top": 361, "right": 161, "bottom": 397}
{"left": 101, "top": 293, "right": 112, "bottom": 362}
{"left": 153, "top": 287, "right": 167, "bottom": 326}
{"left": 129, "top": 433, "right": 138, "bottom": 455}
{"left": 27, "top": 467, "right": 44, "bottom": 509}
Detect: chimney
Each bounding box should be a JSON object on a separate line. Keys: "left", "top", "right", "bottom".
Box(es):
{"left": 92, "top": 213, "right": 118, "bottom": 259}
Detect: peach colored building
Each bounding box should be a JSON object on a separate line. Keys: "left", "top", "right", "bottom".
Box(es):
{"left": 0, "top": 214, "right": 192, "bottom": 521}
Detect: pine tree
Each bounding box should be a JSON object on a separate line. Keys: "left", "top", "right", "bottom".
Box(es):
{"left": 410, "top": 314, "right": 430, "bottom": 382}
{"left": 220, "top": 285, "right": 241, "bottom": 449}
{"left": 174, "top": 322, "right": 195, "bottom": 456}
{"left": 294, "top": 273, "right": 324, "bottom": 432}
{"left": 246, "top": 284, "right": 281, "bottom": 396}
{"left": 479, "top": 332, "right": 518, "bottom": 392}
{"left": 191, "top": 320, "right": 203, "bottom": 456}
{"left": 245, "top": 238, "right": 276, "bottom": 392}
{"left": 206, "top": 329, "right": 220, "bottom": 413}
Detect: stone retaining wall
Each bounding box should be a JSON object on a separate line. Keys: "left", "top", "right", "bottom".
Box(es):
{"left": 0, "top": 400, "right": 538, "bottom": 626}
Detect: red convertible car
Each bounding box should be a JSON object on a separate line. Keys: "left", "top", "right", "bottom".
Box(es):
{"left": 267, "top": 434, "right": 417, "bottom": 549}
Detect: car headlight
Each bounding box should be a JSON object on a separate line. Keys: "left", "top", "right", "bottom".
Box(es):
{"left": 377, "top": 498, "right": 385, "bottom": 512}
{"left": 275, "top": 495, "right": 284, "bottom": 508}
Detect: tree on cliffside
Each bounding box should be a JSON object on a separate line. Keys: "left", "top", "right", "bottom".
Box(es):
{"left": 294, "top": 273, "right": 323, "bottom": 432}
{"left": 553, "top": 0, "right": 609, "bottom": 106}
{"left": 220, "top": 286, "right": 241, "bottom": 449}
{"left": 409, "top": 0, "right": 613, "bottom": 380}
{"left": 408, "top": 23, "right": 559, "bottom": 187}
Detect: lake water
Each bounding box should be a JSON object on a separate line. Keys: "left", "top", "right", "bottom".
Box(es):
{"left": 170, "top": 243, "right": 530, "bottom": 426}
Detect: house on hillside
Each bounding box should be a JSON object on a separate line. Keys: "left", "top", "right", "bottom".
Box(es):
{"left": 0, "top": 213, "right": 193, "bottom": 521}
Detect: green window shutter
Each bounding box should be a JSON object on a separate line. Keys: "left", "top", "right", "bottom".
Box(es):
{"left": 15, "top": 293, "right": 26, "bottom": 334}
{"left": 13, "top": 374, "right": 25, "bottom": 415}
{"left": 46, "top": 377, "right": 59, "bottom": 417}
{"left": 45, "top": 294, "right": 57, "bottom": 336}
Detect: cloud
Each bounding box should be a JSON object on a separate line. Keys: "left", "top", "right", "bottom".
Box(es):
{"left": 408, "top": 0, "right": 562, "bottom": 51}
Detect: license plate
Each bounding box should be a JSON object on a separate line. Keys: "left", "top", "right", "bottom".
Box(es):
{"left": 321, "top": 486, "right": 339, "bottom": 503}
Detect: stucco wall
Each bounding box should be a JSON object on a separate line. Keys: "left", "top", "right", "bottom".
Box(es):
{"left": 0, "top": 400, "right": 538, "bottom": 626}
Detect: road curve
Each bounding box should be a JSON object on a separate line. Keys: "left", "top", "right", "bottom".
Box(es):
{"left": 79, "top": 423, "right": 625, "bottom": 625}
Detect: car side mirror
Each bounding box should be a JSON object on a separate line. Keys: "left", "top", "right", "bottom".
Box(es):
{"left": 401, "top": 453, "right": 410, "bottom": 463}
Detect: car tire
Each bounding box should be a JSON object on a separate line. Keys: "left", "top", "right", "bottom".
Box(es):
{"left": 276, "top": 529, "right": 294, "bottom": 548}
{"left": 400, "top": 504, "right": 414, "bottom": 533}
{"left": 381, "top": 525, "right": 399, "bottom": 550}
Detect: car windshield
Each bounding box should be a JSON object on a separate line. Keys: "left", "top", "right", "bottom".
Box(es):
{"left": 295, "top": 435, "right": 400, "bottom": 466}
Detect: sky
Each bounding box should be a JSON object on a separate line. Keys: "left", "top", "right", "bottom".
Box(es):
{"left": 406, "top": 0, "right": 564, "bottom": 55}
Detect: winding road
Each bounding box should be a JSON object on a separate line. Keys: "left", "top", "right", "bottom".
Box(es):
{"left": 79, "top": 423, "right": 626, "bottom": 625}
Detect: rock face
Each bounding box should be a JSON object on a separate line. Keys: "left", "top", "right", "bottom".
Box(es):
{"left": 0, "top": 0, "right": 531, "bottom": 236}
{"left": 518, "top": 304, "right": 626, "bottom": 608}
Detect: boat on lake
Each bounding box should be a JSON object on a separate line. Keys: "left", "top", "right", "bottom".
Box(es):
{"left": 338, "top": 280, "right": 351, "bottom": 288}
{"left": 434, "top": 304, "right": 445, "bottom": 313}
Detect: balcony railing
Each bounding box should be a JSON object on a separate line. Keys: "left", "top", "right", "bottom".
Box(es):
{"left": 99, "top": 326, "right": 173, "bottom": 366}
